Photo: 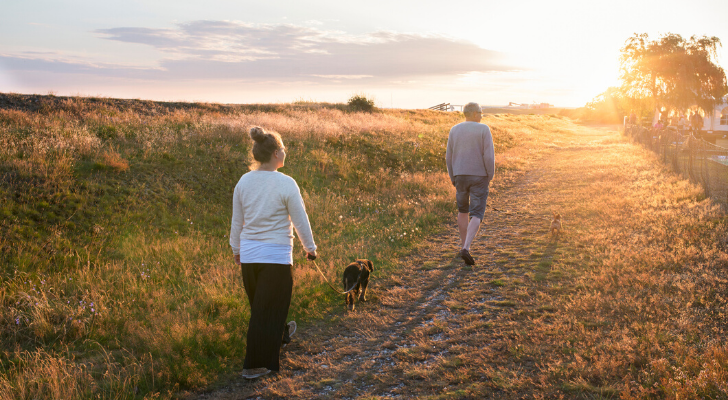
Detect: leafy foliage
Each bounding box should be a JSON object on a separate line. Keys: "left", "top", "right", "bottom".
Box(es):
{"left": 347, "top": 94, "right": 376, "bottom": 112}
{"left": 568, "top": 86, "right": 653, "bottom": 123}
{"left": 620, "top": 33, "right": 728, "bottom": 114}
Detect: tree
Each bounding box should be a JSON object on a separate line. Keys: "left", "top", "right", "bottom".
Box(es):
{"left": 347, "top": 94, "right": 376, "bottom": 112}
{"left": 581, "top": 86, "right": 652, "bottom": 123}
{"left": 619, "top": 33, "right": 728, "bottom": 115}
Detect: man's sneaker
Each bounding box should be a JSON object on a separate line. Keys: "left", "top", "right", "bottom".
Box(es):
{"left": 241, "top": 368, "right": 270, "bottom": 379}
{"left": 282, "top": 321, "right": 297, "bottom": 348}
{"left": 460, "top": 249, "right": 475, "bottom": 265}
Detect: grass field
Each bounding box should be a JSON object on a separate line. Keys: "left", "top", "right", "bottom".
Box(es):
{"left": 209, "top": 122, "right": 728, "bottom": 399}
{"left": 1, "top": 93, "right": 727, "bottom": 399}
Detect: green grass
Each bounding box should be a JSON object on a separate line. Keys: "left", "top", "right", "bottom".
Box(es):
{"left": 493, "top": 300, "right": 517, "bottom": 307}
{"left": 0, "top": 94, "right": 531, "bottom": 399}
{"left": 0, "top": 94, "right": 583, "bottom": 398}
{"left": 489, "top": 279, "right": 506, "bottom": 287}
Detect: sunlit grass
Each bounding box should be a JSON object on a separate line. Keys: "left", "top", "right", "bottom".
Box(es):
{"left": 0, "top": 95, "right": 560, "bottom": 398}
{"left": 5, "top": 94, "right": 723, "bottom": 399}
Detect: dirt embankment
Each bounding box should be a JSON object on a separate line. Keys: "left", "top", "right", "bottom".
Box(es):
{"left": 0, "top": 92, "right": 348, "bottom": 117}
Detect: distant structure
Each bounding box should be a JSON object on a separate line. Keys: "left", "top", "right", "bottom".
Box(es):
{"left": 507, "top": 102, "right": 529, "bottom": 109}
{"left": 428, "top": 102, "right": 450, "bottom": 111}
{"left": 429, "top": 102, "right": 554, "bottom": 112}
{"left": 506, "top": 102, "right": 552, "bottom": 109}
{"left": 701, "top": 98, "right": 728, "bottom": 134}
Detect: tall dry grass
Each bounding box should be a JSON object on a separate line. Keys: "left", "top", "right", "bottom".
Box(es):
{"left": 546, "top": 142, "right": 728, "bottom": 397}
{"left": 1, "top": 96, "right": 565, "bottom": 398}
{"left": 1, "top": 95, "right": 617, "bottom": 398}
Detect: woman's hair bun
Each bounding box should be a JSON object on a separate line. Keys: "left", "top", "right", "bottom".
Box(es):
{"left": 249, "top": 126, "right": 267, "bottom": 142}
{"left": 248, "top": 126, "right": 284, "bottom": 163}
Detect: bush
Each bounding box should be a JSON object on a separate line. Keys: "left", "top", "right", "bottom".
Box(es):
{"left": 348, "top": 94, "right": 376, "bottom": 112}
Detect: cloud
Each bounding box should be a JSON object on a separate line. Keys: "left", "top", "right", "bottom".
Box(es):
{"left": 1, "top": 21, "right": 513, "bottom": 85}
{"left": 310, "top": 74, "right": 373, "bottom": 79}
{"left": 0, "top": 51, "right": 161, "bottom": 72}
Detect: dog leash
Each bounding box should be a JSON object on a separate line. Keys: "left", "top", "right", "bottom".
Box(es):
{"left": 308, "top": 257, "right": 362, "bottom": 295}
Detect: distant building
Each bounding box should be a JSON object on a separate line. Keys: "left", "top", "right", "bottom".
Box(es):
{"left": 505, "top": 102, "right": 552, "bottom": 109}
{"left": 702, "top": 99, "right": 728, "bottom": 133}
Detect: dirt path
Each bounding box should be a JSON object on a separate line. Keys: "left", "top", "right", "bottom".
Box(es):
{"left": 190, "top": 127, "right": 616, "bottom": 399}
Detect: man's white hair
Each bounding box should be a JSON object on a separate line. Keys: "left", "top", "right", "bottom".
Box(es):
{"left": 463, "top": 102, "right": 481, "bottom": 115}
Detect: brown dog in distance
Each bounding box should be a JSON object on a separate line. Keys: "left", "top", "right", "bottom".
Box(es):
{"left": 550, "top": 212, "right": 563, "bottom": 238}
{"left": 342, "top": 259, "right": 374, "bottom": 311}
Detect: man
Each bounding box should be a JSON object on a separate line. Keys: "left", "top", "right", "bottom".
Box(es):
{"left": 445, "top": 102, "right": 495, "bottom": 266}
{"left": 691, "top": 111, "right": 703, "bottom": 135}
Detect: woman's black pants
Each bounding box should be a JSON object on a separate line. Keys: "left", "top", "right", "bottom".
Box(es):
{"left": 241, "top": 263, "right": 293, "bottom": 372}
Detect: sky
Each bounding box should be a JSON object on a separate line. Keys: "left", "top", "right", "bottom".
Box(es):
{"left": 1, "top": 0, "right": 727, "bottom": 108}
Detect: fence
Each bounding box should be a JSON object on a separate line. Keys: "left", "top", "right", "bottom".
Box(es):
{"left": 428, "top": 103, "right": 450, "bottom": 111}
{"left": 625, "top": 124, "right": 728, "bottom": 207}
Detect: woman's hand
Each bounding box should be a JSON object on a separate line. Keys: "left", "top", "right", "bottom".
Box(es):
{"left": 306, "top": 250, "right": 318, "bottom": 261}
{"left": 234, "top": 254, "right": 240, "bottom": 265}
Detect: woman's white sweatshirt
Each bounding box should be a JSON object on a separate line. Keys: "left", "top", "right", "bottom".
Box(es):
{"left": 229, "top": 171, "right": 316, "bottom": 255}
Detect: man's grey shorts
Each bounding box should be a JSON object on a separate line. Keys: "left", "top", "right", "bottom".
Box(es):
{"left": 453, "top": 175, "right": 490, "bottom": 220}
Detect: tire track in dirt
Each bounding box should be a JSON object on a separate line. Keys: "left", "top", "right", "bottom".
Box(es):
{"left": 189, "top": 129, "right": 612, "bottom": 399}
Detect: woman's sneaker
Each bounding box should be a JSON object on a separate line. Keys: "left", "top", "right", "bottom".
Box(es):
{"left": 241, "top": 368, "right": 270, "bottom": 379}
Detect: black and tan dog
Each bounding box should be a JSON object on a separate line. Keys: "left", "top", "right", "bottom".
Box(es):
{"left": 342, "top": 259, "right": 374, "bottom": 311}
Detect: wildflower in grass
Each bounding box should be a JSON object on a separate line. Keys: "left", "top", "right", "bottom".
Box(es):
{"left": 15, "top": 318, "right": 19, "bottom": 325}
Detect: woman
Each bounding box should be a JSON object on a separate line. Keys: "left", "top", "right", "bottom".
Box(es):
{"left": 229, "top": 126, "right": 318, "bottom": 379}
